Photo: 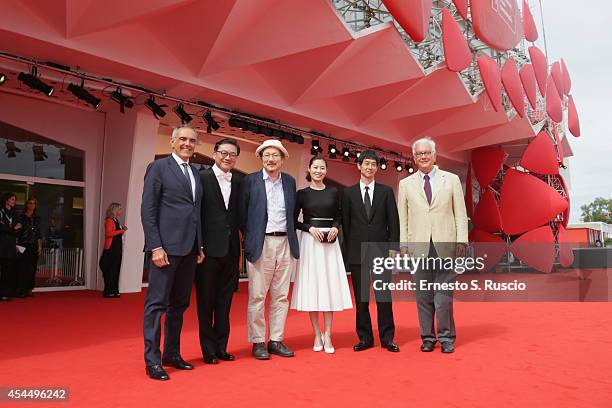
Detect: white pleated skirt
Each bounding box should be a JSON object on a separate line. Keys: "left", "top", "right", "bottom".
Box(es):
{"left": 290, "top": 231, "right": 353, "bottom": 311}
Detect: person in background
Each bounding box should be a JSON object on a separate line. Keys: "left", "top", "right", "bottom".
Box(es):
{"left": 99, "top": 202, "right": 127, "bottom": 298}
{"left": 16, "top": 197, "right": 43, "bottom": 298}
{"left": 0, "top": 192, "right": 21, "bottom": 301}
{"left": 291, "top": 155, "right": 352, "bottom": 354}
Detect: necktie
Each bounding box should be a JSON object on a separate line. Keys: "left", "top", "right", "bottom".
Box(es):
{"left": 364, "top": 186, "right": 372, "bottom": 219}
{"left": 181, "top": 163, "right": 193, "bottom": 198}
{"left": 424, "top": 174, "right": 432, "bottom": 205}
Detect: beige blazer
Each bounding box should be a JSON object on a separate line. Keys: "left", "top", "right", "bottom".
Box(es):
{"left": 398, "top": 166, "right": 468, "bottom": 258}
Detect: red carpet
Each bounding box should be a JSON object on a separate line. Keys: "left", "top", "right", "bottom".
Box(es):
{"left": 1, "top": 282, "right": 612, "bottom": 407}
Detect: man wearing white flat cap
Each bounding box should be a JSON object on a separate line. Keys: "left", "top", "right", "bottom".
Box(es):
{"left": 238, "top": 139, "right": 299, "bottom": 360}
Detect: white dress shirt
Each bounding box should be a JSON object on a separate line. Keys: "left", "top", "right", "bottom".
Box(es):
{"left": 263, "top": 169, "right": 286, "bottom": 233}
{"left": 171, "top": 152, "right": 196, "bottom": 201}
{"left": 212, "top": 164, "right": 232, "bottom": 210}
{"left": 417, "top": 165, "right": 437, "bottom": 192}
{"left": 359, "top": 180, "right": 375, "bottom": 204}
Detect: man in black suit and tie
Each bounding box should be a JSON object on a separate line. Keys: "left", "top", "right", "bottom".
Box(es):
{"left": 195, "top": 138, "right": 242, "bottom": 364}
{"left": 342, "top": 149, "right": 400, "bottom": 353}
{"left": 141, "top": 125, "right": 205, "bottom": 381}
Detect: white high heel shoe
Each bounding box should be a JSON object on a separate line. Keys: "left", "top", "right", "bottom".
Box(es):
{"left": 323, "top": 337, "right": 335, "bottom": 354}
{"left": 313, "top": 335, "right": 323, "bottom": 352}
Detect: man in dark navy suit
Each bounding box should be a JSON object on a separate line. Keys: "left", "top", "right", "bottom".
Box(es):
{"left": 238, "top": 139, "right": 299, "bottom": 360}
{"left": 141, "top": 125, "right": 205, "bottom": 381}
{"left": 195, "top": 138, "right": 242, "bottom": 365}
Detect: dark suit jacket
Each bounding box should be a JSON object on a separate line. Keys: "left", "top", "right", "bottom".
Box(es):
{"left": 238, "top": 170, "right": 299, "bottom": 263}
{"left": 341, "top": 182, "right": 400, "bottom": 265}
{"left": 199, "top": 167, "right": 241, "bottom": 258}
{"left": 141, "top": 155, "right": 203, "bottom": 256}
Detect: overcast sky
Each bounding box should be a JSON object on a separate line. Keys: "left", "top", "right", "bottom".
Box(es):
{"left": 537, "top": 0, "right": 612, "bottom": 222}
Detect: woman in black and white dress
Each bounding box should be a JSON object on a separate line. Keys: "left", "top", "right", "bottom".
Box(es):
{"left": 291, "top": 155, "right": 352, "bottom": 353}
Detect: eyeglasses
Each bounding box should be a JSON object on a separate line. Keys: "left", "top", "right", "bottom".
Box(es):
{"left": 215, "top": 150, "right": 238, "bottom": 159}
{"left": 414, "top": 151, "right": 432, "bottom": 157}
{"left": 262, "top": 153, "right": 282, "bottom": 159}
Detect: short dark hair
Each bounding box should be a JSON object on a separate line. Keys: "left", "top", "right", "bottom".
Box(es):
{"left": 358, "top": 149, "right": 379, "bottom": 165}
{"left": 306, "top": 155, "right": 327, "bottom": 182}
{"left": 214, "top": 138, "right": 240, "bottom": 155}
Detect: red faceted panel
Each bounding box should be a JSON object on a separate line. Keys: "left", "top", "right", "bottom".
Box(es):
{"left": 519, "top": 131, "right": 559, "bottom": 175}
{"left": 477, "top": 55, "right": 502, "bottom": 112}
{"left": 519, "top": 63, "right": 537, "bottom": 109}
{"left": 560, "top": 58, "right": 572, "bottom": 95}
{"left": 472, "top": 189, "right": 503, "bottom": 232}
{"left": 471, "top": 0, "right": 522, "bottom": 51}
{"left": 469, "top": 229, "right": 507, "bottom": 273}
{"left": 452, "top": 0, "right": 469, "bottom": 20}
{"left": 500, "top": 169, "right": 568, "bottom": 235}
{"left": 510, "top": 226, "right": 555, "bottom": 273}
{"left": 501, "top": 58, "right": 525, "bottom": 117}
{"left": 550, "top": 61, "right": 564, "bottom": 99}
{"left": 559, "top": 175, "right": 570, "bottom": 228}
{"left": 471, "top": 146, "right": 504, "bottom": 188}
{"left": 557, "top": 225, "right": 575, "bottom": 268}
{"left": 568, "top": 95, "right": 581, "bottom": 137}
{"left": 546, "top": 75, "right": 563, "bottom": 123}
{"left": 522, "top": 0, "right": 538, "bottom": 42}
{"left": 528, "top": 46, "right": 548, "bottom": 95}
{"left": 465, "top": 163, "right": 474, "bottom": 218}
{"left": 442, "top": 8, "right": 471, "bottom": 72}
{"left": 383, "top": 0, "right": 432, "bottom": 42}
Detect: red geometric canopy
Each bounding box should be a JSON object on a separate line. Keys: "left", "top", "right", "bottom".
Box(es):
{"left": 469, "top": 228, "right": 507, "bottom": 273}
{"left": 510, "top": 226, "right": 555, "bottom": 273}
{"left": 520, "top": 131, "right": 559, "bottom": 175}
{"left": 519, "top": 63, "right": 538, "bottom": 110}
{"left": 382, "top": 0, "right": 432, "bottom": 42}
{"left": 442, "top": 7, "right": 471, "bottom": 72}
{"left": 471, "top": 146, "right": 505, "bottom": 188}
{"left": 560, "top": 58, "right": 572, "bottom": 95}
{"left": 546, "top": 75, "right": 563, "bottom": 123}
{"left": 557, "top": 225, "right": 575, "bottom": 268}
{"left": 477, "top": 55, "right": 502, "bottom": 112}
{"left": 501, "top": 58, "right": 525, "bottom": 118}
{"left": 452, "top": 0, "right": 469, "bottom": 20}
{"left": 500, "top": 169, "right": 568, "bottom": 235}
{"left": 568, "top": 95, "right": 581, "bottom": 137}
{"left": 471, "top": 0, "right": 522, "bottom": 51}
{"left": 529, "top": 46, "right": 548, "bottom": 95}
{"left": 550, "top": 61, "right": 565, "bottom": 99}
{"left": 472, "top": 189, "right": 503, "bottom": 232}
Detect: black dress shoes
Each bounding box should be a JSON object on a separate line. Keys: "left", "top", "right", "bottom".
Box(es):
{"left": 268, "top": 341, "right": 295, "bottom": 357}
{"left": 441, "top": 342, "right": 455, "bottom": 353}
{"left": 353, "top": 341, "right": 374, "bottom": 352}
{"left": 161, "top": 356, "right": 194, "bottom": 370}
{"left": 382, "top": 341, "right": 400, "bottom": 352}
{"left": 252, "top": 342, "right": 270, "bottom": 360}
{"left": 203, "top": 353, "right": 219, "bottom": 364}
{"left": 146, "top": 365, "right": 170, "bottom": 381}
{"left": 420, "top": 340, "right": 435, "bottom": 352}
{"left": 217, "top": 351, "right": 235, "bottom": 361}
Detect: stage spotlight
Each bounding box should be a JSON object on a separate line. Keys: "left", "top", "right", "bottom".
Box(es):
{"left": 408, "top": 167, "right": 414, "bottom": 174}
{"left": 228, "top": 116, "right": 248, "bottom": 129}
{"left": 110, "top": 88, "right": 134, "bottom": 113}
{"left": 395, "top": 161, "right": 403, "bottom": 172}
{"left": 354, "top": 150, "right": 361, "bottom": 163}
{"left": 32, "top": 145, "right": 47, "bottom": 162}
{"left": 0, "top": 73, "right": 6, "bottom": 85}
{"left": 18, "top": 67, "right": 54, "bottom": 96}
{"left": 294, "top": 135, "right": 304, "bottom": 144}
{"left": 311, "top": 140, "right": 320, "bottom": 155}
{"left": 204, "top": 110, "right": 220, "bottom": 133}
{"left": 379, "top": 158, "right": 387, "bottom": 170}
{"left": 173, "top": 103, "right": 192, "bottom": 124}
{"left": 342, "top": 147, "right": 350, "bottom": 162}
{"left": 247, "top": 123, "right": 261, "bottom": 134}
{"left": 328, "top": 143, "right": 337, "bottom": 159}
{"left": 145, "top": 97, "right": 167, "bottom": 119}
{"left": 5, "top": 141, "right": 21, "bottom": 158}
{"left": 67, "top": 80, "right": 101, "bottom": 108}
{"left": 260, "top": 127, "right": 273, "bottom": 137}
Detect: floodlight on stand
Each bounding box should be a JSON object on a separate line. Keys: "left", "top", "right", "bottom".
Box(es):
{"left": 18, "top": 66, "right": 54, "bottom": 96}
{"left": 144, "top": 96, "right": 167, "bottom": 119}
{"left": 173, "top": 103, "right": 192, "bottom": 124}
{"left": 110, "top": 88, "right": 134, "bottom": 113}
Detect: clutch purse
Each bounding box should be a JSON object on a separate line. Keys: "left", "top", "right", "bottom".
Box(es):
{"left": 309, "top": 218, "right": 336, "bottom": 244}
{"left": 321, "top": 230, "right": 336, "bottom": 244}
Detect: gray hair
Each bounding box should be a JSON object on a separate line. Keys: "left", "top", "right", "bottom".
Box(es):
{"left": 105, "top": 202, "right": 121, "bottom": 218}
{"left": 171, "top": 125, "right": 198, "bottom": 143}
{"left": 412, "top": 137, "right": 436, "bottom": 156}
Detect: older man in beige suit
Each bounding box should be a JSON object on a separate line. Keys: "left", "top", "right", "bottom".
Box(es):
{"left": 398, "top": 137, "right": 468, "bottom": 354}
